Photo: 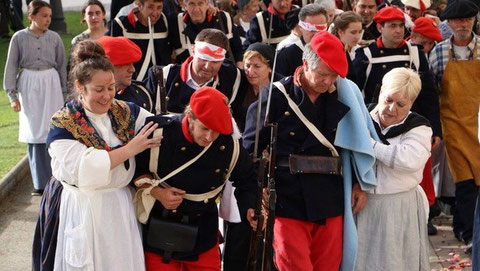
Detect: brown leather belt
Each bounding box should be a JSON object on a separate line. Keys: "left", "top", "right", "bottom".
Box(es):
{"left": 277, "top": 154, "right": 342, "bottom": 176}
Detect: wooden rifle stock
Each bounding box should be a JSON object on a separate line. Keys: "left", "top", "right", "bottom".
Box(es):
{"left": 246, "top": 152, "right": 269, "bottom": 270}
{"left": 262, "top": 123, "right": 278, "bottom": 271}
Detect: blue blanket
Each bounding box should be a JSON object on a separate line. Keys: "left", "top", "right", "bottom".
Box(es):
{"left": 335, "top": 77, "right": 379, "bottom": 271}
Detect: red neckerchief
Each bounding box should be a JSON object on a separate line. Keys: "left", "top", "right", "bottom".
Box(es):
{"left": 179, "top": 56, "right": 219, "bottom": 84}
{"left": 181, "top": 116, "right": 194, "bottom": 143}
{"left": 127, "top": 9, "right": 137, "bottom": 28}
{"left": 376, "top": 37, "right": 406, "bottom": 48}
{"left": 182, "top": 11, "right": 213, "bottom": 24}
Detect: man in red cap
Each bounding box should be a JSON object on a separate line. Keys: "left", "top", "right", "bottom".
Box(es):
{"left": 110, "top": 0, "right": 174, "bottom": 81}
{"left": 353, "top": 0, "right": 380, "bottom": 43}
{"left": 243, "top": 31, "right": 376, "bottom": 270}
{"left": 410, "top": 17, "right": 443, "bottom": 55}
{"left": 97, "top": 36, "right": 158, "bottom": 113}
{"left": 353, "top": 6, "right": 441, "bottom": 150}
{"left": 134, "top": 86, "right": 258, "bottom": 270}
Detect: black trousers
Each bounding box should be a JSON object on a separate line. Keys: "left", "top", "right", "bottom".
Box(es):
{"left": 454, "top": 179, "right": 478, "bottom": 244}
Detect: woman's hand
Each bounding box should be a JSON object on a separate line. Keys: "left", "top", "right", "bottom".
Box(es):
{"left": 151, "top": 186, "right": 186, "bottom": 210}
{"left": 126, "top": 121, "right": 162, "bottom": 156}
{"left": 10, "top": 100, "right": 21, "bottom": 112}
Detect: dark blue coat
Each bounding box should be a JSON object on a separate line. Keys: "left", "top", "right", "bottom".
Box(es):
{"left": 243, "top": 10, "right": 291, "bottom": 50}
{"left": 276, "top": 39, "right": 304, "bottom": 77}
{"left": 243, "top": 76, "right": 349, "bottom": 223}
{"left": 115, "top": 81, "right": 156, "bottom": 113}
{"left": 136, "top": 114, "right": 256, "bottom": 260}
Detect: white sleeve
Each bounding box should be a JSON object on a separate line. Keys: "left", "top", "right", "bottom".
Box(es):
{"left": 49, "top": 139, "right": 111, "bottom": 189}
{"left": 373, "top": 125, "right": 432, "bottom": 172}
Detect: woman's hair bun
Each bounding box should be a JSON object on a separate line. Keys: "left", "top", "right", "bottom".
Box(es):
{"left": 70, "top": 40, "right": 106, "bottom": 67}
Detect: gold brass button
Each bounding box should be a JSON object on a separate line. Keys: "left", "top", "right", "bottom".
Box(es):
{"left": 219, "top": 145, "right": 226, "bottom": 151}
{"left": 215, "top": 169, "right": 221, "bottom": 173}
{"left": 382, "top": 64, "right": 387, "bottom": 69}
{"left": 181, "top": 146, "right": 186, "bottom": 151}
{"left": 175, "top": 82, "right": 179, "bottom": 87}
{"left": 136, "top": 90, "right": 139, "bottom": 94}
{"left": 143, "top": 103, "right": 147, "bottom": 107}
{"left": 210, "top": 186, "right": 216, "bottom": 190}
{"left": 379, "top": 50, "right": 384, "bottom": 54}
{"left": 166, "top": 96, "right": 170, "bottom": 101}
{"left": 403, "top": 49, "right": 407, "bottom": 53}
{"left": 404, "top": 63, "right": 409, "bottom": 67}
{"left": 289, "top": 131, "right": 295, "bottom": 136}
{"left": 284, "top": 111, "right": 290, "bottom": 116}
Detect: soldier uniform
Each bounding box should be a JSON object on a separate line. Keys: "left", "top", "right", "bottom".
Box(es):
{"left": 134, "top": 87, "right": 256, "bottom": 270}
{"left": 143, "top": 56, "right": 245, "bottom": 115}
{"left": 276, "top": 38, "right": 305, "bottom": 76}
{"left": 110, "top": 9, "right": 173, "bottom": 81}
{"left": 173, "top": 11, "right": 244, "bottom": 64}
{"left": 116, "top": 81, "right": 156, "bottom": 113}
{"left": 243, "top": 5, "right": 293, "bottom": 50}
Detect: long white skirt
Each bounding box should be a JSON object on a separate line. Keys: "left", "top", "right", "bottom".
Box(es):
{"left": 17, "top": 68, "right": 64, "bottom": 143}
{"left": 355, "top": 187, "right": 430, "bottom": 271}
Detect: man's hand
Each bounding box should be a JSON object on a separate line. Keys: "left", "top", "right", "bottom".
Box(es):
{"left": 247, "top": 208, "right": 265, "bottom": 230}
{"left": 151, "top": 186, "right": 186, "bottom": 210}
{"left": 10, "top": 100, "right": 20, "bottom": 112}
{"left": 431, "top": 136, "right": 441, "bottom": 151}
{"left": 351, "top": 183, "right": 367, "bottom": 214}
{"left": 206, "top": 4, "right": 219, "bottom": 17}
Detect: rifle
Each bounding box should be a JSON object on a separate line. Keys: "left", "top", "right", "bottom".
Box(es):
{"left": 246, "top": 150, "right": 268, "bottom": 270}
{"left": 148, "top": 17, "right": 168, "bottom": 115}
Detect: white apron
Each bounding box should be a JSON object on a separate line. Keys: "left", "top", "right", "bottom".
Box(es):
{"left": 18, "top": 68, "right": 64, "bottom": 143}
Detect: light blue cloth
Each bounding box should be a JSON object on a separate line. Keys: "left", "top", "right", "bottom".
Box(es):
{"left": 334, "top": 77, "right": 379, "bottom": 271}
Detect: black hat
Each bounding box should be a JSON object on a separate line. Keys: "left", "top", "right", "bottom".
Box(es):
{"left": 286, "top": 8, "right": 300, "bottom": 30}
{"left": 441, "top": 0, "right": 479, "bottom": 20}
{"left": 245, "top": 43, "right": 275, "bottom": 68}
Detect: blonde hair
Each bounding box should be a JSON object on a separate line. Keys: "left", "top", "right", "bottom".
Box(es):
{"left": 380, "top": 68, "right": 421, "bottom": 101}
{"left": 243, "top": 50, "right": 270, "bottom": 66}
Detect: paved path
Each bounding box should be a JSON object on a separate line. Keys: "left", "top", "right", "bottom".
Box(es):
{"left": 0, "top": 173, "right": 473, "bottom": 270}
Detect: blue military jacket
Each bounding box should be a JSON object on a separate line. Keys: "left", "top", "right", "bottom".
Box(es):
{"left": 243, "top": 9, "right": 291, "bottom": 50}
{"left": 115, "top": 81, "right": 156, "bottom": 113}
{"left": 243, "top": 76, "right": 350, "bottom": 223}
{"left": 135, "top": 115, "right": 256, "bottom": 260}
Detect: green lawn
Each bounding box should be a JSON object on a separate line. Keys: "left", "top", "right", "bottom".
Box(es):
{"left": 0, "top": 11, "right": 85, "bottom": 179}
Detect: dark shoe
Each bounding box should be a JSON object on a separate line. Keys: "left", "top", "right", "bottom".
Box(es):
{"left": 428, "top": 221, "right": 438, "bottom": 235}
{"left": 466, "top": 242, "right": 473, "bottom": 254}
{"left": 31, "top": 189, "right": 44, "bottom": 196}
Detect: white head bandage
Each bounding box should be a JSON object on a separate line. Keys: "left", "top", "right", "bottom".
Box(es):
{"left": 298, "top": 20, "right": 327, "bottom": 32}
{"left": 194, "top": 41, "right": 226, "bottom": 62}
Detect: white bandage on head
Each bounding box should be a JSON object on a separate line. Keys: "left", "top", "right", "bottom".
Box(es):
{"left": 298, "top": 20, "right": 327, "bottom": 32}
{"left": 194, "top": 41, "right": 227, "bottom": 62}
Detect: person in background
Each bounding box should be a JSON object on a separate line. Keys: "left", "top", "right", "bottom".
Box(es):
{"left": 356, "top": 67, "right": 431, "bottom": 271}
{"left": 352, "top": 0, "right": 379, "bottom": 43}
{"left": 276, "top": 8, "right": 302, "bottom": 50}
{"left": 331, "top": 10, "right": 362, "bottom": 81}
{"left": 72, "top": 0, "right": 108, "bottom": 46}
{"left": 410, "top": 16, "right": 443, "bottom": 56}
{"left": 401, "top": 0, "right": 431, "bottom": 22}
{"left": 3, "top": 0, "right": 66, "bottom": 196}
{"left": 429, "top": 0, "right": 480, "bottom": 256}
{"left": 276, "top": 4, "right": 328, "bottom": 76}
{"left": 110, "top": 0, "right": 173, "bottom": 81}
{"left": 97, "top": 36, "right": 159, "bottom": 113}
{"left": 234, "top": 0, "right": 262, "bottom": 42}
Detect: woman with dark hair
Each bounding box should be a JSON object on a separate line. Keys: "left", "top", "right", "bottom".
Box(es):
{"left": 71, "top": 0, "right": 108, "bottom": 46}
{"left": 332, "top": 11, "right": 362, "bottom": 81}
{"left": 3, "top": 0, "right": 66, "bottom": 196}
{"left": 32, "top": 39, "right": 161, "bottom": 270}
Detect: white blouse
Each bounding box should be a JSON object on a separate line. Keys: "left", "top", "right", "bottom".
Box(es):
{"left": 50, "top": 107, "right": 151, "bottom": 271}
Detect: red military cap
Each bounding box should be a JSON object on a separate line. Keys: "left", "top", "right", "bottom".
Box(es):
{"left": 309, "top": 31, "right": 348, "bottom": 78}
{"left": 190, "top": 87, "right": 233, "bottom": 135}
{"left": 97, "top": 36, "right": 142, "bottom": 66}
{"left": 412, "top": 17, "right": 443, "bottom": 42}
{"left": 373, "top": 6, "right": 405, "bottom": 24}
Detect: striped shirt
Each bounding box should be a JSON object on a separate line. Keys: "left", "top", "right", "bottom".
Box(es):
{"left": 429, "top": 34, "right": 480, "bottom": 88}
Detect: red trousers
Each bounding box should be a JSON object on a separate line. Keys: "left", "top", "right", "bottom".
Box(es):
{"left": 420, "top": 155, "right": 435, "bottom": 206}
{"left": 145, "top": 244, "right": 221, "bottom": 271}
{"left": 273, "top": 216, "right": 343, "bottom": 271}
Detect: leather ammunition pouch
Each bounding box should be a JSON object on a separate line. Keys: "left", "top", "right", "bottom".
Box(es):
{"left": 147, "top": 210, "right": 199, "bottom": 263}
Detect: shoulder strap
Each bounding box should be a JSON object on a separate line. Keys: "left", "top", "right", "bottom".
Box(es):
{"left": 407, "top": 42, "right": 420, "bottom": 71}
{"left": 229, "top": 68, "right": 242, "bottom": 105}
{"left": 256, "top": 12, "right": 267, "bottom": 44}
{"left": 135, "top": 83, "right": 154, "bottom": 112}
{"left": 273, "top": 82, "right": 339, "bottom": 157}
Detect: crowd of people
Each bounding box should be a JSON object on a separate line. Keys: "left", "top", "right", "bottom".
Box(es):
{"left": 2, "top": 0, "right": 480, "bottom": 270}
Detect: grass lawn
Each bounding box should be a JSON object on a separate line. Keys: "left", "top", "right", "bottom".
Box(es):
{"left": 0, "top": 11, "right": 85, "bottom": 179}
